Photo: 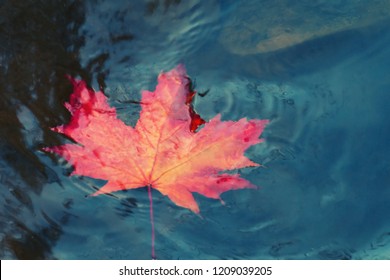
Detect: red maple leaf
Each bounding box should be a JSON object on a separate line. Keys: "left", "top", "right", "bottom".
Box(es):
{"left": 45, "top": 65, "right": 268, "bottom": 257}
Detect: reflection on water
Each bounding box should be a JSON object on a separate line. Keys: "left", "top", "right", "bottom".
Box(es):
{"left": 1, "top": 0, "right": 390, "bottom": 259}
{"left": 0, "top": 0, "right": 87, "bottom": 259}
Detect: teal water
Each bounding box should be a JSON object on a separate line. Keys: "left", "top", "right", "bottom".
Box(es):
{"left": 1, "top": 0, "right": 390, "bottom": 259}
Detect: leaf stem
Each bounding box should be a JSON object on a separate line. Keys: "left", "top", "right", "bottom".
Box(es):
{"left": 147, "top": 184, "right": 156, "bottom": 259}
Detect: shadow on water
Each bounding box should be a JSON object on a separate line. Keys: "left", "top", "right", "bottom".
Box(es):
{"left": 0, "top": 0, "right": 89, "bottom": 259}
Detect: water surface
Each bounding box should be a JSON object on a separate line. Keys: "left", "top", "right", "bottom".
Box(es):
{"left": 1, "top": 0, "right": 390, "bottom": 259}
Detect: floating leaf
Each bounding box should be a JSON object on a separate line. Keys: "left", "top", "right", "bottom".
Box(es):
{"left": 44, "top": 65, "right": 268, "bottom": 258}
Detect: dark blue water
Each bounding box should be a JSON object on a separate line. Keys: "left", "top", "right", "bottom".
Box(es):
{"left": 1, "top": 0, "right": 390, "bottom": 259}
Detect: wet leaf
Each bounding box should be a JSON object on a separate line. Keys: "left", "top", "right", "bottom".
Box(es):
{"left": 45, "top": 65, "right": 268, "bottom": 213}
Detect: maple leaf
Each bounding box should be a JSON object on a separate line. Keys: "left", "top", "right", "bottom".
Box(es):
{"left": 45, "top": 65, "right": 268, "bottom": 213}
